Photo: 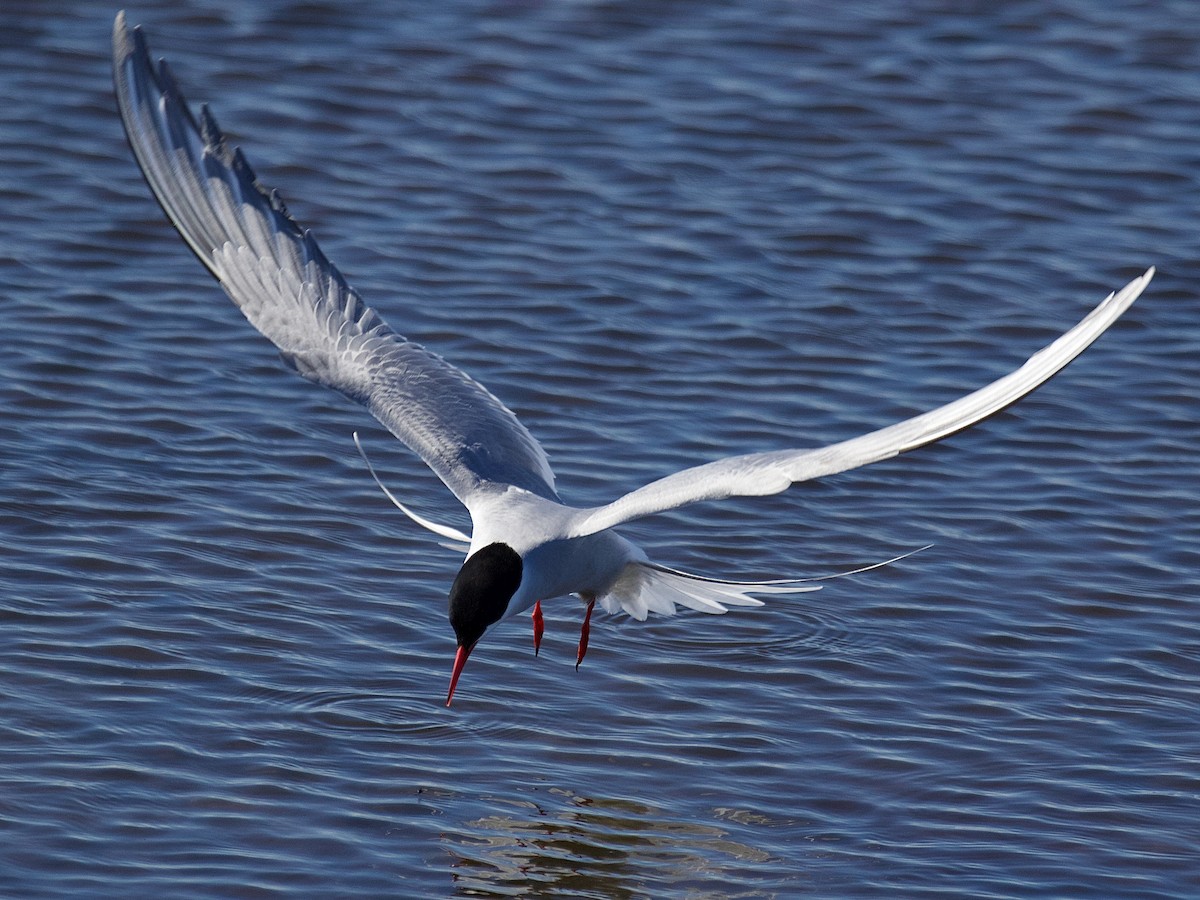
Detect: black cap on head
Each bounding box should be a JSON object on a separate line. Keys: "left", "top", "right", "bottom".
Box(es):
{"left": 448, "top": 542, "right": 522, "bottom": 649}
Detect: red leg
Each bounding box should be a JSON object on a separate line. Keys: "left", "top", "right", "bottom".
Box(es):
{"left": 531, "top": 600, "right": 544, "bottom": 656}
{"left": 576, "top": 597, "right": 596, "bottom": 671}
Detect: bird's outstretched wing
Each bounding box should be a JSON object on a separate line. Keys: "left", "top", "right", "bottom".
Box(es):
{"left": 567, "top": 268, "right": 1152, "bottom": 538}
{"left": 112, "top": 12, "right": 557, "bottom": 506}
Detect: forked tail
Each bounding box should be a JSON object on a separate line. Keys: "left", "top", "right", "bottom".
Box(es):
{"left": 598, "top": 546, "right": 931, "bottom": 621}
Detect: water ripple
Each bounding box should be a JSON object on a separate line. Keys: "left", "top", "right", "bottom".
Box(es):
{"left": 2, "top": 2, "right": 1198, "bottom": 897}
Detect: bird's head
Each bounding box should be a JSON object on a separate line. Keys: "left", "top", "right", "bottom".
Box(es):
{"left": 445, "top": 542, "right": 523, "bottom": 706}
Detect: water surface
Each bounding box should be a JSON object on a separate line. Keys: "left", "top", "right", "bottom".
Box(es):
{"left": 1, "top": 2, "right": 1198, "bottom": 897}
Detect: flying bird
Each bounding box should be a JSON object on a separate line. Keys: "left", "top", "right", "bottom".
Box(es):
{"left": 112, "top": 13, "right": 1153, "bottom": 705}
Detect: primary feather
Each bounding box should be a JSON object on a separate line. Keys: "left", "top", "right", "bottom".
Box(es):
{"left": 112, "top": 12, "right": 558, "bottom": 506}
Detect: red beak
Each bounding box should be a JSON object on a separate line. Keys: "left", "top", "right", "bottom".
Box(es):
{"left": 446, "top": 643, "right": 474, "bottom": 706}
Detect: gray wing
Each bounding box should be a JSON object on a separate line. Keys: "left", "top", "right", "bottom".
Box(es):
{"left": 566, "top": 268, "right": 1152, "bottom": 538}
{"left": 112, "top": 13, "right": 558, "bottom": 506}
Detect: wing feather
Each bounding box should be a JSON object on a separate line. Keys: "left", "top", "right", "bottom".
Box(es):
{"left": 568, "top": 268, "right": 1152, "bottom": 537}
{"left": 112, "top": 13, "right": 557, "bottom": 505}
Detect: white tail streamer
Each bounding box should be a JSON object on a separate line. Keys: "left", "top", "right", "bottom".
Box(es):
{"left": 353, "top": 432, "right": 472, "bottom": 546}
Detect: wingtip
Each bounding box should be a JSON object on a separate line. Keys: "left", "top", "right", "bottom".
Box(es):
{"left": 1097, "top": 266, "right": 1154, "bottom": 318}
{"left": 113, "top": 10, "right": 151, "bottom": 62}
{"left": 112, "top": 10, "right": 133, "bottom": 60}
{"left": 1120, "top": 265, "right": 1155, "bottom": 308}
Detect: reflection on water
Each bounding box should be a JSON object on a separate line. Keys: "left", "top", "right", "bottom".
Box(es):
{"left": 446, "top": 790, "right": 772, "bottom": 898}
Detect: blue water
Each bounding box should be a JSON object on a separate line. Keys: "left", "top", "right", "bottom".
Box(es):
{"left": 2, "top": 2, "right": 1198, "bottom": 897}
